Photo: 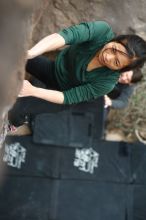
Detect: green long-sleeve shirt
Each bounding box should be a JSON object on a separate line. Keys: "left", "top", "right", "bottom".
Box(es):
{"left": 55, "top": 21, "right": 120, "bottom": 104}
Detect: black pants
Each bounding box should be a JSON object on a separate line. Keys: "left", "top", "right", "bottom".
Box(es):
{"left": 9, "top": 56, "right": 70, "bottom": 126}
{"left": 26, "top": 55, "right": 60, "bottom": 90}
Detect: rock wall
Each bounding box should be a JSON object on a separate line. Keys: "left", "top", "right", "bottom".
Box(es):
{"left": 0, "top": 0, "right": 34, "bottom": 145}
{"left": 32, "top": 0, "right": 146, "bottom": 45}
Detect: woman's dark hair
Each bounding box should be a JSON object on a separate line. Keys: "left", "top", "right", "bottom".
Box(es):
{"left": 111, "top": 34, "right": 146, "bottom": 72}
{"left": 131, "top": 68, "right": 143, "bottom": 83}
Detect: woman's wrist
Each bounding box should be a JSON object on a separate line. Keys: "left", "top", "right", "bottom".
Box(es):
{"left": 31, "top": 86, "right": 39, "bottom": 97}
{"left": 27, "top": 50, "right": 38, "bottom": 59}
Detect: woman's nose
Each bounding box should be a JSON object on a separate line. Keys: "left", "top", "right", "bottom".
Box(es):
{"left": 106, "top": 53, "right": 114, "bottom": 63}
{"left": 121, "top": 75, "right": 128, "bottom": 83}
{"left": 123, "top": 75, "right": 128, "bottom": 81}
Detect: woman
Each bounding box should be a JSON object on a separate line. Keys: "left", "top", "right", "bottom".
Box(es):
{"left": 19, "top": 21, "right": 146, "bottom": 105}
{"left": 104, "top": 68, "right": 143, "bottom": 109}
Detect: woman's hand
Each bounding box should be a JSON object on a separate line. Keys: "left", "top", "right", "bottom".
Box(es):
{"left": 104, "top": 95, "right": 112, "bottom": 108}
{"left": 19, "top": 80, "right": 36, "bottom": 97}
{"left": 27, "top": 50, "right": 36, "bottom": 59}
{"left": 18, "top": 80, "right": 64, "bottom": 104}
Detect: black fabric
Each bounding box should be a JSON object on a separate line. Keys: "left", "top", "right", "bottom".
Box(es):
{"left": 57, "top": 181, "right": 132, "bottom": 220}
{"left": 107, "top": 83, "right": 128, "bottom": 99}
{"left": 26, "top": 56, "right": 60, "bottom": 90}
{"left": 129, "top": 142, "right": 146, "bottom": 184}
{"left": 32, "top": 111, "right": 95, "bottom": 147}
{"left": 59, "top": 140, "right": 130, "bottom": 182}
{"left": 0, "top": 177, "right": 59, "bottom": 220}
{"left": 133, "top": 185, "right": 146, "bottom": 220}
{"left": 0, "top": 136, "right": 146, "bottom": 220}
{"left": 0, "top": 176, "right": 132, "bottom": 220}
{"left": 2, "top": 137, "right": 146, "bottom": 184}
{"left": 8, "top": 97, "right": 71, "bottom": 126}
{"left": 1, "top": 137, "right": 130, "bottom": 182}
{"left": 2, "top": 136, "right": 60, "bottom": 178}
{"left": 32, "top": 97, "right": 104, "bottom": 146}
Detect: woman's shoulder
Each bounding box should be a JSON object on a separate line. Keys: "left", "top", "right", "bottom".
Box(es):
{"left": 87, "top": 20, "right": 115, "bottom": 43}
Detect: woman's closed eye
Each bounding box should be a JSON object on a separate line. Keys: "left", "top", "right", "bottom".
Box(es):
{"left": 112, "top": 46, "right": 117, "bottom": 54}
{"left": 112, "top": 47, "right": 121, "bottom": 67}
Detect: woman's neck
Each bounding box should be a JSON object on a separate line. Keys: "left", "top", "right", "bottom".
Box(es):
{"left": 87, "top": 51, "right": 104, "bottom": 71}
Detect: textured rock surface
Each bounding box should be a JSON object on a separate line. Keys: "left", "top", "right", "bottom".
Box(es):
{"left": 0, "top": 0, "right": 34, "bottom": 143}
{"left": 32, "top": 0, "right": 146, "bottom": 44}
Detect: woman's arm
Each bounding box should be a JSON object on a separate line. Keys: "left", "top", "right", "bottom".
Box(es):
{"left": 19, "top": 80, "right": 64, "bottom": 104}
{"left": 28, "top": 33, "right": 65, "bottom": 59}
{"left": 111, "top": 86, "right": 134, "bottom": 109}
{"left": 33, "top": 88, "right": 64, "bottom": 104}
{"left": 28, "top": 21, "right": 112, "bottom": 59}
{"left": 19, "top": 77, "right": 116, "bottom": 105}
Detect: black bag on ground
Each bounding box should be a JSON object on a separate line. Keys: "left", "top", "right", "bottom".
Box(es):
{"left": 32, "top": 98, "right": 104, "bottom": 147}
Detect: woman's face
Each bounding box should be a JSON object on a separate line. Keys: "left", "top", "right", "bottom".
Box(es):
{"left": 98, "top": 42, "right": 133, "bottom": 70}
{"left": 118, "top": 70, "right": 133, "bottom": 84}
